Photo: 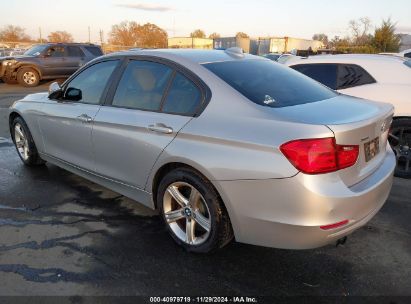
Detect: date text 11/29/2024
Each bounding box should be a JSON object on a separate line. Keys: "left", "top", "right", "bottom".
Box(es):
{"left": 149, "top": 296, "right": 258, "bottom": 303}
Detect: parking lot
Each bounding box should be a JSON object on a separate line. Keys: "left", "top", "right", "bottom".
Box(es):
{"left": 0, "top": 82, "right": 410, "bottom": 297}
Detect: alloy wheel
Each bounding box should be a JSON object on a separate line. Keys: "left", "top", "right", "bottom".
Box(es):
{"left": 389, "top": 126, "right": 411, "bottom": 173}
{"left": 14, "top": 123, "right": 29, "bottom": 160}
{"left": 163, "top": 182, "right": 211, "bottom": 245}
{"left": 22, "top": 71, "right": 37, "bottom": 85}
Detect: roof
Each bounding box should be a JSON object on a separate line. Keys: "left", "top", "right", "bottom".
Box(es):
{"left": 286, "top": 53, "right": 408, "bottom": 65}
{"left": 107, "top": 48, "right": 260, "bottom": 64}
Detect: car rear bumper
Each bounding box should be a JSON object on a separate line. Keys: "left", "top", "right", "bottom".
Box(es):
{"left": 215, "top": 147, "right": 395, "bottom": 249}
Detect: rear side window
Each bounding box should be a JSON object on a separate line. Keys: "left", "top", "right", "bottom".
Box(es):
{"left": 404, "top": 52, "right": 411, "bottom": 58}
{"left": 204, "top": 60, "right": 336, "bottom": 108}
{"left": 112, "top": 60, "right": 173, "bottom": 111}
{"left": 291, "top": 64, "right": 338, "bottom": 90}
{"left": 337, "top": 64, "right": 375, "bottom": 89}
{"left": 85, "top": 46, "right": 103, "bottom": 56}
{"left": 162, "top": 72, "right": 202, "bottom": 115}
{"left": 67, "top": 46, "right": 85, "bottom": 57}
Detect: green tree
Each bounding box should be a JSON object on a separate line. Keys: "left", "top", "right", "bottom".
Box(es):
{"left": 190, "top": 29, "right": 206, "bottom": 38}
{"left": 372, "top": 18, "right": 400, "bottom": 52}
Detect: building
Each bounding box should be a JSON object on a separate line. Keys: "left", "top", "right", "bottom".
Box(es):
{"left": 213, "top": 37, "right": 251, "bottom": 53}
{"left": 257, "top": 37, "right": 324, "bottom": 55}
{"left": 168, "top": 37, "right": 213, "bottom": 49}
{"left": 399, "top": 34, "right": 411, "bottom": 52}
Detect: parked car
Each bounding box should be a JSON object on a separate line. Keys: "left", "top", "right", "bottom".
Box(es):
{"left": 9, "top": 49, "right": 395, "bottom": 253}
{"left": 0, "top": 43, "right": 103, "bottom": 87}
{"left": 262, "top": 53, "right": 282, "bottom": 61}
{"left": 399, "top": 48, "right": 411, "bottom": 58}
{"left": 285, "top": 54, "right": 411, "bottom": 178}
{"left": 277, "top": 54, "right": 300, "bottom": 64}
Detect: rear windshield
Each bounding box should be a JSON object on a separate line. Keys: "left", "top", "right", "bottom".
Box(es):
{"left": 203, "top": 59, "right": 337, "bottom": 108}
{"left": 85, "top": 46, "right": 103, "bottom": 56}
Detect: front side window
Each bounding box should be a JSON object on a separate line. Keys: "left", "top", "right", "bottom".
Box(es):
{"left": 404, "top": 52, "right": 411, "bottom": 59}
{"left": 64, "top": 60, "right": 119, "bottom": 104}
{"left": 46, "top": 46, "right": 66, "bottom": 57}
{"left": 337, "top": 64, "right": 375, "bottom": 89}
{"left": 112, "top": 60, "right": 173, "bottom": 111}
{"left": 204, "top": 60, "right": 337, "bottom": 108}
{"left": 162, "top": 72, "right": 202, "bottom": 115}
{"left": 291, "top": 63, "right": 338, "bottom": 90}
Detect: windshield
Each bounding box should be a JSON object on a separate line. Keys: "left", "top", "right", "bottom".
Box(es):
{"left": 24, "top": 45, "right": 48, "bottom": 56}
{"left": 404, "top": 60, "right": 411, "bottom": 68}
{"left": 203, "top": 59, "right": 337, "bottom": 108}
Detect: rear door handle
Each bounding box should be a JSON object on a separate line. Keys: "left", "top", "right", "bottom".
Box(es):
{"left": 148, "top": 123, "right": 173, "bottom": 134}
{"left": 77, "top": 114, "right": 93, "bottom": 123}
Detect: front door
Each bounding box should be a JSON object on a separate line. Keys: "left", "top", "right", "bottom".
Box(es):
{"left": 38, "top": 59, "right": 120, "bottom": 171}
{"left": 92, "top": 59, "right": 203, "bottom": 190}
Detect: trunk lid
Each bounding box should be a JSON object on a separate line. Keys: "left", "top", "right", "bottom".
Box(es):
{"left": 272, "top": 94, "right": 394, "bottom": 186}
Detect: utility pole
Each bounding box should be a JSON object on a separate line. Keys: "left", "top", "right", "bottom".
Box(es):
{"left": 88, "top": 26, "right": 91, "bottom": 43}
{"left": 99, "top": 29, "right": 104, "bottom": 52}
{"left": 39, "top": 27, "right": 42, "bottom": 43}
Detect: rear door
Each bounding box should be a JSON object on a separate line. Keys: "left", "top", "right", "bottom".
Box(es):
{"left": 92, "top": 58, "right": 204, "bottom": 190}
{"left": 65, "top": 45, "right": 87, "bottom": 74}
{"left": 39, "top": 59, "right": 120, "bottom": 171}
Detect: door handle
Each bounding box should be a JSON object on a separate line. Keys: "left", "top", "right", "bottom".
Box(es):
{"left": 148, "top": 123, "right": 173, "bottom": 134}
{"left": 77, "top": 114, "right": 93, "bottom": 123}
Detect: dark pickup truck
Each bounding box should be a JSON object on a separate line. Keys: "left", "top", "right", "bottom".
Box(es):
{"left": 0, "top": 43, "right": 103, "bottom": 87}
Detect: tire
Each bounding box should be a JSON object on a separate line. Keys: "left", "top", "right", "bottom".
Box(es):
{"left": 1, "top": 76, "right": 18, "bottom": 84}
{"left": 17, "top": 67, "right": 40, "bottom": 87}
{"left": 157, "top": 167, "right": 233, "bottom": 253}
{"left": 388, "top": 118, "right": 411, "bottom": 179}
{"left": 11, "top": 116, "right": 45, "bottom": 166}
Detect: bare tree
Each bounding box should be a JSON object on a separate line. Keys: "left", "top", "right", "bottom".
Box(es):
{"left": 312, "top": 33, "right": 329, "bottom": 47}
{"left": 190, "top": 29, "right": 206, "bottom": 38}
{"left": 109, "top": 21, "right": 167, "bottom": 48}
{"left": 0, "top": 25, "right": 31, "bottom": 43}
{"left": 349, "top": 17, "right": 372, "bottom": 45}
{"left": 48, "top": 31, "right": 74, "bottom": 43}
{"left": 236, "top": 32, "right": 249, "bottom": 38}
{"left": 209, "top": 32, "right": 220, "bottom": 39}
{"left": 109, "top": 21, "right": 141, "bottom": 46}
{"left": 138, "top": 23, "right": 168, "bottom": 48}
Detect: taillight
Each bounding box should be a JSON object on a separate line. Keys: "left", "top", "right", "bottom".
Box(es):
{"left": 280, "top": 138, "right": 359, "bottom": 174}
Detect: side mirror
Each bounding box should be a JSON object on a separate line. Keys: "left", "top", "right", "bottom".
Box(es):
{"left": 48, "top": 81, "right": 62, "bottom": 99}
{"left": 65, "top": 87, "right": 82, "bottom": 101}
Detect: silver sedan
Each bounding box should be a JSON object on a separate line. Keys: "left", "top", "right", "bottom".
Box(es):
{"left": 9, "top": 48, "right": 396, "bottom": 253}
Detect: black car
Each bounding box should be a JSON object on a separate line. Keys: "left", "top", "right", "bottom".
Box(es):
{"left": 0, "top": 43, "right": 103, "bottom": 87}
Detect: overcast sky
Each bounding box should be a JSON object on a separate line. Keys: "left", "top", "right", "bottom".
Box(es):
{"left": 2, "top": 0, "right": 411, "bottom": 43}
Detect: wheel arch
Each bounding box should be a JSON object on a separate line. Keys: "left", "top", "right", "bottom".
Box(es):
{"left": 150, "top": 162, "right": 216, "bottom": 209}
{"left": 9, "top": 111, "right": 23, "bottom": 135}
{"left": 15, "top": 64, "right": 42, "bottom": 79}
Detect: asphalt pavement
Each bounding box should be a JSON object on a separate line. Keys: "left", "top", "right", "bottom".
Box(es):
{"left": 0, "top": 82, "right": 410, "bottom": 297}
